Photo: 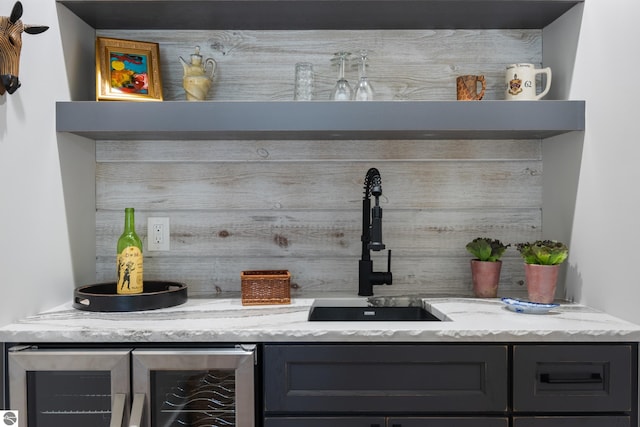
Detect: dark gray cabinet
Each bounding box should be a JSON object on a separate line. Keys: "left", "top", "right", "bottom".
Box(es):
{"left": 265, "top": 417, "right": 509, "bottom": 427}
{"left": 386, "top": 418, "right": 508, "bottom": 427}
{"left": 513, "top": 344, "right": 635, "bottom": 413}
{"left": 263, "top": 344, "right": 508, "bottom": 414}
{"left": 263, "top": 343, "right": 638, "bottom": 427}
{"left": 264, "top": 417, "right": 386, "bottom": 427}
{"left": 513, "top": 416, "right": 631, "bottom": 427}
{"left": 512, "top": 344, "right": 638, "bottom": 427}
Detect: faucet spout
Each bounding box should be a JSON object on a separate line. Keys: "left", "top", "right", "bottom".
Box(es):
{"left": 359, "top": 168, "right": 393, "bottom": 296}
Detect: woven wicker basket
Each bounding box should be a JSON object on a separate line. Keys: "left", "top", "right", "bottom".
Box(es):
{"left": 240, "top": 270, "right": 291, "bottom": 306}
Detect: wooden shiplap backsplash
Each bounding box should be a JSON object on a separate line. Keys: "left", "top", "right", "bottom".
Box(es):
{"left": 95, "top": 29, "right": 543, "bottom": 297}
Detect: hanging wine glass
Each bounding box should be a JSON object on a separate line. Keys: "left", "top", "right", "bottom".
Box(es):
{"left": 353, "top": 50, "right": 374, "bottom": 101}
{"left": 330, "top": 52, "right": 352, "bottom": 101}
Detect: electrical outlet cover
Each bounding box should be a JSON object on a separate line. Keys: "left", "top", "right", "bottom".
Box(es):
{"left": 147, "top": 217, "right": 170, "bottom": 251}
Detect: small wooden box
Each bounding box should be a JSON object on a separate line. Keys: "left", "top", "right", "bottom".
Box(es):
{"left": 241, "top": 270, "right": 291, "bottom": 306}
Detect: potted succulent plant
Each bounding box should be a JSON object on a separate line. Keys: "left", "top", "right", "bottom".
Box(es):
{"left": 466, "top": 237, "right": 510, "bottom": 298}
{"left": 515, "top": 240, "right": 569, "bottom": 303}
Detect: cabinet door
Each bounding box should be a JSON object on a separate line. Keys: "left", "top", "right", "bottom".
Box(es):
{"left": 264, "top": 417, "right": 385, "bottom": 427}
{"left": 8, "top": 347, "right": 131, "bottom": 427}
{"left": 387, "top": 417, "right": 508, "bottom": 427}
{"left": 264, "top": 344, "right": 508, "bottom": 414}
{"left": 132, "top": 347, "right": 256, "bottom": 427}
{"left": 513, "top": 416, "right": 630, "bottom": 427}
{"left": 513, "top": 344, "right": 636, "bottom": 413}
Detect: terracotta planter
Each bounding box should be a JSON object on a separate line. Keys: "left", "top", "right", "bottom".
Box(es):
{"left": 470, "top": 260, "right": 502, "bottom": 298}
{"left": 524, "top": 263, "right": 560, "bottom": 303}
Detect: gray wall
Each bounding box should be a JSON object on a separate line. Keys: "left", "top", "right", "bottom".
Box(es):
{"left": 95, "top": 29, "right": 543, "bottom": 297}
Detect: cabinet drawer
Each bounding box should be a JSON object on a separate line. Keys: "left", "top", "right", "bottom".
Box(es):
{"left": 513, "top": 344, "right": 636, "bottom": 413}
{"left": 387, "top": 417, "right": 508, "bottom": 427}
{"left": 513, "top": 416, "right": 631, "bottom": 427}
{"left": 264, "top": 344, "right": 508, "bottom": 413}
{"left": 266, "top": 417, "right": 509, "bottom": 427}
{"left": 264, "top": 417, "right": 385, "bottom": 427}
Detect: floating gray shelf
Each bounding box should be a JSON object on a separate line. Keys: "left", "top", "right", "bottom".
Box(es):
{"left": 57, "top": 0, "right": 583, "bottom": 30}
{"left": 56, "top": 101, "right": 585, "bottom": 140}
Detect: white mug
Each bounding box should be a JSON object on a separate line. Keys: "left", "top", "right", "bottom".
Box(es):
{"left": 505, "top": 63, "right": 552, "bottom": 100}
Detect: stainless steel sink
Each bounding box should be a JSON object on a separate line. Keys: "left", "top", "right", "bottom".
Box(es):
{"left": 307, "top": 297, "right": 442, "bottom": 322}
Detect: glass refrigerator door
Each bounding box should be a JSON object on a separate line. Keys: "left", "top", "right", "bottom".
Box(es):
{"left": 132, "top": 347, "right": 256, "bottom": 427}
{"left": 8, "top": 348, "right": 131, "bottom": 427}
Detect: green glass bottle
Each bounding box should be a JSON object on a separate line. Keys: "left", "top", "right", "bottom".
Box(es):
{"left": 116, "top": 208, "right": 143, "bottom": 294}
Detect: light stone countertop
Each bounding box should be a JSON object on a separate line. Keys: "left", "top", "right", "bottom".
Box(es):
{"left": 1, "top": 294, "right": 639, "bottom": 343}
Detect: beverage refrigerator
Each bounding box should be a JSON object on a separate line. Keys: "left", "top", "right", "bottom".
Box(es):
{"left": 7, "top": 345, "right": 256, "bottom": 427}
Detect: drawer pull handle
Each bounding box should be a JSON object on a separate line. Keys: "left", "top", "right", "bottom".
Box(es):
{"left": 540, "top": 372, "right": 603, "bottom": 384}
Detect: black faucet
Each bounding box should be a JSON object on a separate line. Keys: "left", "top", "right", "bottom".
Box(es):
{"left": 359, "top": 168, "right": 393, "bottom": 296}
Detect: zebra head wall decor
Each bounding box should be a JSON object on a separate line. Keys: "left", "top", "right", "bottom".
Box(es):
{"left": 0, "top": 1, "right": 48, "bottom": 95}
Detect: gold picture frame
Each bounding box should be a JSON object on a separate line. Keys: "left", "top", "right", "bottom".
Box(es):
{"left": 96, "top": 37, "right": 163, "bottom": 101}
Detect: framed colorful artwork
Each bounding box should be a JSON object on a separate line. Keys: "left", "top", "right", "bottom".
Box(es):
{"left": 96, "top": 37, "right": 163, "bottom": 101}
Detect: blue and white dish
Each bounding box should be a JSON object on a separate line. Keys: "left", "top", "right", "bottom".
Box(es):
{"left": 501, "top": 297, "right": 559, "bottom": 314}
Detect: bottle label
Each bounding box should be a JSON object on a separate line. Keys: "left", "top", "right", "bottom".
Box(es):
{"left": 117, "top": 246, "right": 143, "bottom": 294}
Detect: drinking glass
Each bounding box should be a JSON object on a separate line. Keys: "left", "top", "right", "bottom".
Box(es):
{"left": 353, "top": 50, "right": 374, "bottom": 101}
{"left": 330, "top": 52, "right": 352, "bottom": 101}
{"left": 294, "top": 62, "right": 314, "bottom": 101}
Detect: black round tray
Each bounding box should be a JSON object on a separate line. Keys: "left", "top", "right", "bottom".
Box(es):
{"left": 73, "top": 281, "right": 187, "bottom": 312}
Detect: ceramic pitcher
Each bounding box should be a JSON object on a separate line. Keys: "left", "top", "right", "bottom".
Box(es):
{"left": 180, "top": 46, "right": 217, "bottom": 101}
